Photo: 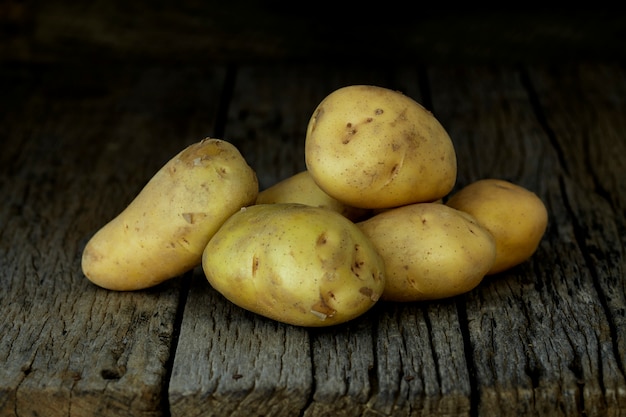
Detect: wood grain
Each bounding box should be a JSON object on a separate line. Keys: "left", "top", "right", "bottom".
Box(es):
{"left": 1, "top": 61, "right": 625, "bottom": 416}
{"left": 429, "top": 64, "right": 626, "bottom": 416}
{"left": 0, "top": 64, "right": 227, "bottom": 416}
{"left": 168, "top": 272, "right": 311, "bottom": 417}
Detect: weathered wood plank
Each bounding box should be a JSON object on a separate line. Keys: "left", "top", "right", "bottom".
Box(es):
{"left": 0, "top": 64, "right": 227, "bottom": 416}
{"left": 364, "top": 301, "right": 472, "bottom": 417}
{"left": 428, "top": 64, "right": 626, "bottom": 416}
{"left": 527, "top": 63, "right": 626, "bottom": 414}
{"left": 1, "top": 61, "right": 625, "bottom": 417}
{"left": 168, "top": 272, "right": 311, "bottom": 417}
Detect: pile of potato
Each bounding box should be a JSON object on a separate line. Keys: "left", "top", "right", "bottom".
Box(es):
{"left": 82, "top": 85, "right": 548, "bottom": 327}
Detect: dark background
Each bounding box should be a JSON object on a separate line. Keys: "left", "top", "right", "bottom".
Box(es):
{"left": 2, "top": 2, "right": 625, "bottom": 66}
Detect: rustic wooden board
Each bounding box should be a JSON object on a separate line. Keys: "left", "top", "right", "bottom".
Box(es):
{"left": 526, "top": 64, "right": 626, "bottom": 414}
{"left": 428, "top": 64, "right": 626, "bottom": 416}
{"left": 1, "top": 61, "right": 625, "bottom": 417}
{"left": 168, "top": 271, "right": 312, "bottom": 417}
{"left": 0, "top": 64, "right": 228, "bottom": 416}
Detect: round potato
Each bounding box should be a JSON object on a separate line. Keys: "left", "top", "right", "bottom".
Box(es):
{"left": 82, "top": 138, "right": 258, "bottom": 291}
{"left": 256, "top": 170, "right": 371, "bottom": 221}
{"left": 202, "top": 203, "right": 386, "bottom": 327}
{"left": 445, "top": 178, "right": 548, "bottom": 274}
{"left": 358, "top": 203, "right": 496, "bottom": 301}
{"left": 305, "top": 85, "right": 457, "bottom": 209}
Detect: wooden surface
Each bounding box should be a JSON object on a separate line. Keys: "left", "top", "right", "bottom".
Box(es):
{"left": 1, "top": 5, "right": 626, "bottom": 417}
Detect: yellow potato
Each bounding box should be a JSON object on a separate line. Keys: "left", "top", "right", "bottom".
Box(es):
{"left": 82, "top": 138, "right": 258, "bottom": 291}
{"left": 256, "top": 170, "right": 371, "bottom": 221}
{"left": 202, "top": 203, "right": 386, "bottom": 327}
{"left": 358, "top": 203, "right": 496, "bottom": 301}
{"left": 445, "top": 178, "right": 548, "bottom": 275}
{"left": 305, "top": 85, "right": 457, "bottom": 209}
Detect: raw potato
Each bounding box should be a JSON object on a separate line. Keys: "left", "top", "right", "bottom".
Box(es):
{"left": 305, "top": 85, "right": 457, "bottom": 209}
{"left": 82, "top": 138, "right": 258, "bottom": 291}
{"left": 256, "top": 170, "right": 371, "bottom": 221}
{"left": 445, "top": 178, "right": 548, "bottom": 274}
{"left": 358, "top": 203, "right": 496, "bottom": 301}
{"left": 202, "top": 203, "right": 386, "bottom": 327}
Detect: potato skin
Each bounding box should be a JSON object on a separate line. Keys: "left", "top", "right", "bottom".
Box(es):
{"left": 256, "top": 170, "right": 371, "bottom": 221}
{"left": 445, "top": 178, "right": 548, "bottom": 274}
{"left": 202, "top": 203, "right": 386, "bottom": 327}
{"left": 358, "top": 203, "right": 496, "bottom": 301}
{"left": 305, "top": 85, "right": 457, "bottom": 209}
{"left": 81, "top": 138, "right": 258, "bottom": 291}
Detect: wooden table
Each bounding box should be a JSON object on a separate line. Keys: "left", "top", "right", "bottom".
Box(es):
{"left": 1, "top": 5, "right": 625, "bottom": 417}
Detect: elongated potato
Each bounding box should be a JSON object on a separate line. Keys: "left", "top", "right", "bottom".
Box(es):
{"left": 202, "top": 203, "right": 386, "bottom": 327}
{"left": 82, "top": 138, "right": 258, "bottom": 291}
{"left": 358, "top": 203, "right": 496, "bottom": 301}
{"left": 256, "top": 170, "right": 371, "bottom": 221}
{"left": 305, "top": 85, "right": 457, "bottom": 209}
{"left": 445, "top": 178, "right": 548, "bottom": 274}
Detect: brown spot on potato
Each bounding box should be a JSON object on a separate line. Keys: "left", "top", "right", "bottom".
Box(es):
{"left": 342, "top": 123, "right": 357, "bottom": 144}
{"left": 178, "top": 237, "right": 190, "bottom": 248}
{"left": 374, "top": 108, "right": 384, "bottom": 115}
{"left": 83, "top": 249, "right": 102, "bottom": 262}
{"left": 215, "top": 166, "right": 228, "bottom": 177}
{"left": 316, "top": 233, "right": 328, "bottom": 245}
{"left": 359, "top": 287, "right": 373, "bottom": 297}
{"left": 311, "top": 295, "right": 336, "bottom": 320}
{"left": 389, "top": 109, "right": 409, "bottom": 127}
{"left": 360, "top": 286, "right": 380, "bottom": 301}
{"left": 182, "top": 212, "right": 208, "bottom": 224}
{"left": 252, "top": 256, "right": 259, "bottom": 276}
{"left": 351, "top": 260, "right": 365, "bottom": 277}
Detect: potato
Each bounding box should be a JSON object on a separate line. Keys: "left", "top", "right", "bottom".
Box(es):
{"left": 202, "top": 203, "right": 386, "bottom": 327}
{"left": 445, "top": 178, "right": 548, "bottom": 274}
{"left": 358, "top": 203, "right": 496, "bottom": 301}
{"left": 82, "top": 138, "right": 258, "bottom": 291}
{"left": 256, "top": 170, "right": 371, "bottom": 221}
{"left": 305, "top": 85, "right": 457, "bottom": 209}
